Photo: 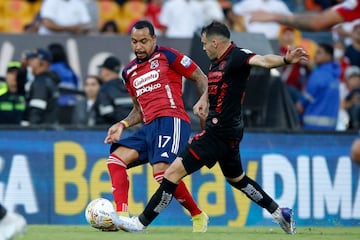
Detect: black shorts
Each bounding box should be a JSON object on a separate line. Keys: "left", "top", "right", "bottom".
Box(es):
{"left": 180, "top": 129, "right": 244, "bottom": 178}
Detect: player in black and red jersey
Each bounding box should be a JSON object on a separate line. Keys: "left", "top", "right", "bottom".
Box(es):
{"left": 112, "top": 21, "right": 308, "bottom": 234}
{"left": 104, "top": 20, "right": 209, "bottom": 232}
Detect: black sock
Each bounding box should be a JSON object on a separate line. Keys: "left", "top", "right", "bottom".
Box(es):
{"left": 227, "top": 175, "right": 278, "bottom": 213}
{"left": 0, "top": 204, "right": 7, "bottom": 220}
{"left": 139, "top": 178, "right": 178, "bottom": 226}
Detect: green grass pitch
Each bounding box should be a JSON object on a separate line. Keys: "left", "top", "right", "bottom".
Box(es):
{"left": 18, "top": 225, "right": 360, "bottom": 240}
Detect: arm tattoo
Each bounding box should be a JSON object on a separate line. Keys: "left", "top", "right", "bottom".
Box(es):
{"left": 191, "top": 67, "right": 208, "bottom": 95}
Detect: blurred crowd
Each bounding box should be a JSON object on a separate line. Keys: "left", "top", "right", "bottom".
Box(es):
{"left": 0, "top": 0, "right": 359, "bottom": 131}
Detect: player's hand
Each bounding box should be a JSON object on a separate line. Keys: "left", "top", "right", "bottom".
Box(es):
{"left": 193, "top": 97, "right": 208, "bottom": 119}
{"left": 285, "top": 46, "right": 309, "bottom": 64}
{"left": 104, "top": 122, "right": 124, "bottom": 144}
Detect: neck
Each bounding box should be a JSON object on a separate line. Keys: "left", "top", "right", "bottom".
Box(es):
{"left": 217, "top": 42, "right": 232, "bottom": 60}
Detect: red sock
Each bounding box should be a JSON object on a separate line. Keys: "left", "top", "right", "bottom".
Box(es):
{"left": 154, "top": 172, "right": 202, "bottom": 216}
{"left": 107, "top": 153, "right": 129, "bottom": 212}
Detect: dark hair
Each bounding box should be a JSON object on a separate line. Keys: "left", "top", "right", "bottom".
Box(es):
{"left": 48, "top": 43, "right": 68, "bottom": 64}
{"left": 100, "top": 20, "right": 119, "bottom": 33}
{"left": 201, "top": 21, "right": 230, "bottom": 39}
{"left": 318, "top": 43, "right": 334, "bottom": 57}
{"left": 86, "top": 75, "right": 102, "bottom": 86}
{"left": 132, "top": 20, "right": 155, "bottom": 36}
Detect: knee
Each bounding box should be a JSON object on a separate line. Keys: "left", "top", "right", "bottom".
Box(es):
{"left": 226, "top": 172, "right": 246, "bottom": 183}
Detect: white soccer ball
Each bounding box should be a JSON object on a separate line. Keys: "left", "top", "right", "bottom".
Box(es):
{"left": 85, "top": 198, "right": 116, "bottom": 229}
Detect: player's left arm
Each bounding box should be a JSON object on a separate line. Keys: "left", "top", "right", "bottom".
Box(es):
{"left": 249, "top": 46, "right": 309, "bottom": 69}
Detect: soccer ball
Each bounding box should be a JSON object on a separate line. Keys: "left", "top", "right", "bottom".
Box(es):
{"left": 85, "top": 198, "right": 116, "bottom": 229}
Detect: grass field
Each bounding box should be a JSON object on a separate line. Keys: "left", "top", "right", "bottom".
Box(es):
{"left": 18, "top": 225, "right": 360, "bottom": 240}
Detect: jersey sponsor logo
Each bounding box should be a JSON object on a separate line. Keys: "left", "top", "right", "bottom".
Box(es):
{"left": 180, "top": 55, "right": 192, "bottom": 68}
{"left": 150, "top": 60, "right": 159, "bottom": 69}
{"left": 133, "top": 70, "right": 159, "bottom": 89}
{"left": 136, "top": 83, "right": 161, "bottom": 97}
{"left": 208, "top": 71, "right": 223, "bottom": 83}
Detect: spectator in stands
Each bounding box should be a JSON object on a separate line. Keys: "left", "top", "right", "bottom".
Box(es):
{"left": 81, "top": 0, "right": 99, "bottom": 32}
{"left": 38, "top": 0, "right": 92, "bottom": 35}
{"left": 72, "top": 75, "right": 102, "bottom": 126}
{"left": 277, "top": 26, "right": 316, "bottom": 103}
{"left": 24, "top": 12, "right": 42, "bottom": 33}
{"left": 94, "top": 56, "right": 132, "bottom": 125}
{"left": 297, "top": 43, "right": 340, "bottom": 130}
{"left": 249, "top": 0, "right": 360, "bottom": 31}
{"left": 233, "top": 0, "right": 291, "bottom": 39}
{"left": 198, "top": 0, "right": 225, "bottom": 26}
{"left": 22, "top": 48, "right": 60, "bottom": 126}
{"left": 145, "top": 0, "right": 166, "bottom": 35}
{"left": 159, "top": 0, "right": 202, "bottom": 38}
{"left": 345, "top": 23, "right": 360, "bottom": 67}
{"left": 221, "top": 0, "right": 245, "bottom": 32}
{"left": 0, "top": 61, "right": 26, "bottom": 125}
{"left": 47, "top": 43, "right": 80, "bottom": 125}
{"left": 342, "top": 66, "right": 360, "bottom": 129}
{"left": 100, "top": 20, "right": 119, "bottom": 34}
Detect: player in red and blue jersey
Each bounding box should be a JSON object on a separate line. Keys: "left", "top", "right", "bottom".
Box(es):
{"left": 104, "top": 20, "right": 209, "bottom": 232}
{"left": 250, "top": 0, "right": 360, "bottom": 31}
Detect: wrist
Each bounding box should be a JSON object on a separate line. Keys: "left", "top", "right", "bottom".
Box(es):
{"left": 283, "top": 56, "right": 291, "bottom": 65}
{"left": 119, "top": 120, "right": 129, "bottom": 129}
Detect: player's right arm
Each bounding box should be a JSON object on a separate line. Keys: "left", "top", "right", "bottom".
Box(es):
{"left": 104, "top": 96, "right": 142, "bottom": 144}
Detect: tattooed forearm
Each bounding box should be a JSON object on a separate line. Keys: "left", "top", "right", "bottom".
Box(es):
{"left": 190, "top": 67, "right": 208, "bottom": 95}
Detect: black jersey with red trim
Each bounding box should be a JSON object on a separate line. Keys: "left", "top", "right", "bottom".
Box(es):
{"left": 205, "top": 43, "right": 255, "bottom": 140}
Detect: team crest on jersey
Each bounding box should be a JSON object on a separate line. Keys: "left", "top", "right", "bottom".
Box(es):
{"left": 219, "top": 61, "right": 226, "bottom": 70}
{"left": 150, "top": 60, "right": 159, "bottom": 69}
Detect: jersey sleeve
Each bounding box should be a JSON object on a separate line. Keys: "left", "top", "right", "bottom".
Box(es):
{"left": 236, "top": 48, "right": 256, "bottom": 66}
{"left": 122, "top": 66, "right": 136, "bottom": 97}
{"left": 161, "top": 48, "right": 198, "bottom": 78}
{"left": 333, "top": 0, "right": 360, "bottom": 22}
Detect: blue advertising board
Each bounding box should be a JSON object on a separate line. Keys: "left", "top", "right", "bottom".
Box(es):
{"left": 0, "top": 130, "right": 359, "bottom": 227}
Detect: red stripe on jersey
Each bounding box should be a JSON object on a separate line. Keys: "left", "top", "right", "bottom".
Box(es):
{"left": 189, "top": 148, "right": 201, "bottom": 161}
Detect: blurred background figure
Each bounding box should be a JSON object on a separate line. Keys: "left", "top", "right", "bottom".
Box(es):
{"left": 345, "top": 22, "right": 360, "bottom": 67}
{"left": 233, "top": 0, "right": 291, "bottom": 39}
{"left": 277, "top": 26, "right": 316, "bottom": 103}
{"left": 38, "top": 0, "right": 92, "bottom": 35}
{"left": 0, "top": 61, "right": 26, "bottom": 125}
{"left": 159, "top": 0, "right": 202, "bottom": 38}
{"left": 100, "top": 20, "right": 119, "bottom": 34}
{"left": 48, "top": 43, "right": 80, "bottom": 125}
{"left": 145, "top": 0, "right": 166, "bottom": 35}
{"left": 22, "top": 48, "right": 60, "bottom": 126}
{"left": 94, "top": 56, "right": 132, "bottom": 125}
{"left": 296, "top": 43, "right": 340, "bottom": 130}
{"left": 342, "top": 66, "right": 360, "bottom": 129}
{"left": 72, "top": 75, "right": 102, "bottom": 126}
